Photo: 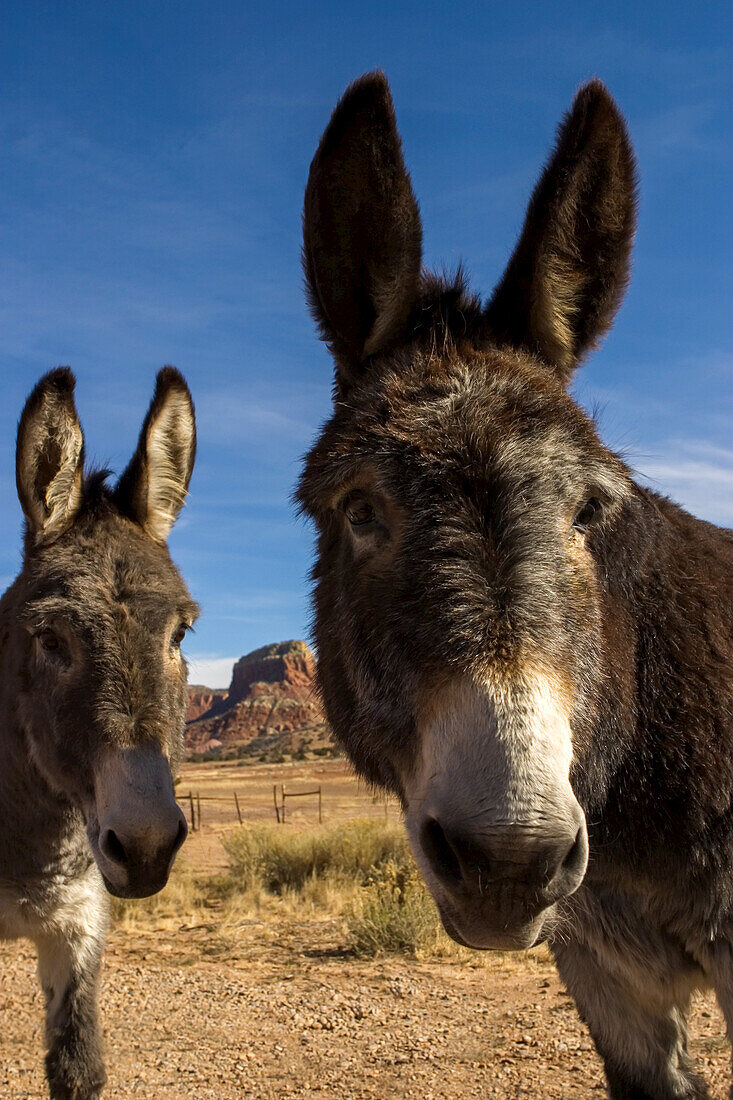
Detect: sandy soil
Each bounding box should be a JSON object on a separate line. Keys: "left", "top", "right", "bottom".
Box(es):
{"left": 2, "top": 760, "right": 731, "bottom": 1099}
{"left": 2, "top": 919, "right": 730, "bottom": 1100}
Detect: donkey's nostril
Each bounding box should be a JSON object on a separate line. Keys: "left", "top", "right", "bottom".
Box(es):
{"left": 560, "top": 825, "right": 588, "bottom": 880}
{"left": 173, "top": 816, "right": 187, "bottom": 854}
{"left": 100, "top": 827, "right": 128, "bottom": 868}
{"left": 421, "top": 818, "right": 463, "bottom": 886}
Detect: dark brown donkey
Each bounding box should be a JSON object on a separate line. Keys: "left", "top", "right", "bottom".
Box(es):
{"left": 299, "top": 73, "right": 733, "bottom": 1098}
{"left": 0, "top": 368, "right": 198, "bottom": 1099}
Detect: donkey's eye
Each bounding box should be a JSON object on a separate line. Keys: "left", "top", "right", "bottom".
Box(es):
{"left": 573, "top": 497, "right": 603, "bottom": 531}
{"left": 171, "top": 623, "right": 188, "bottom": 648}
{"left": 341, "top": 492, "right": 376, "bottom": 528}
{"left": 37, "top": 629, "right": 61, "bottom": 653}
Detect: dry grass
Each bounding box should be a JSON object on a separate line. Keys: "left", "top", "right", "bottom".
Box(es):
{"left": 110, "top": 858, "right": 208, "bottom": 931}
{"left": 346, "top": 858, "right": 443, "bottom": 956}
{"left": 111, "top": 819, "right": 547, "bottom": 964}
{"left": 220, "top": 818, "right": 448, "bottom": 955}
{"left": 222, "top": 818, "right": 410, "bottom": 892}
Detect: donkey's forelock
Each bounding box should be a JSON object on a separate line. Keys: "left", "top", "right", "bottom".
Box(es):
{"left": 299, "top": 346, "right": 631, "bottom": 524}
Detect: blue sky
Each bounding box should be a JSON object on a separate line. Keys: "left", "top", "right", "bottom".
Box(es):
{"left": 1, "top": 1, "right": 731, "bottom": 686}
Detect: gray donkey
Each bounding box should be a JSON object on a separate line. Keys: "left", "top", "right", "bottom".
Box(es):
{"left": 299, "top": 73, "right": 733, "bottom": 1098}
{"left": 0, "top": 367, "right": 198, "bottom": 1099}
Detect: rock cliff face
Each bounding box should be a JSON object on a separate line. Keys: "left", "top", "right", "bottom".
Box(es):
{"left": 228, "top": 640, "right": 317, "bottom": 701}
{"left": 186, "top": 687, "right": 228, "bottom": 723}
{"left": 185, "top": 641, "right": 327, "bottom": 755}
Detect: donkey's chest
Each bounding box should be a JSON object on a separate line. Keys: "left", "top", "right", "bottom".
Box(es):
{"left": 566, "top": 868, "right": 733, "bottom": 978}
{"left": 0, "top": 816, "right": 93, "bottom": 939}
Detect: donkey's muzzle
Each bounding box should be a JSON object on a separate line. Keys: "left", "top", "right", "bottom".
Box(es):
{"left": 414, "top": 809, "right": 588, "bottom": 950}
{"left": 90, "top": 743, "right": 188, "bottom": 898}
{"left": 98, "top": 806, "right": 187, "bottom": 898}
{"left": 406, "top": 675, "right": 588, "bottom": 948}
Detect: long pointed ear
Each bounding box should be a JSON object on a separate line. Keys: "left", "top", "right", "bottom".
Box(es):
{"left": 485, "top": 80, "right": 637, "bottom": 385}
{"left": 303, "top": 71, "right": 423, "bottom": 388}
{"left": 16, "top": 368, "right": 85, "bottom": 543}
{"left": 115, "top": 367, "right": 196, "bottom": 543}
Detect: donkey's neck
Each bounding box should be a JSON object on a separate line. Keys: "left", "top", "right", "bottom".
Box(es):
{"left": 592, "top": 487, "right": 733, "bottom": 883}
{"left": 632, "top": 489, "right": 733, "bottom": 734}
{"left": 0, "top": 577, "right": 84, "bottom": 884}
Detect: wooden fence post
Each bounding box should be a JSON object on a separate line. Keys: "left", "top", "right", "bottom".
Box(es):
{"left": 318, "top": 786, "right": 322, "bottom": 824}
{"left": 196, "top": 792, "right": 201, "bottom": 829}
{"left": 188, "top": 791, "right": 196, "bottom": 832}
{"left": 234, "top": 791, "right": 242, "bottom": 825}
{"left": 273, "top": 784, "right": 280, "bottom": 823}
{"left": 281, "top": 785, "right": 286, "bottom": 823}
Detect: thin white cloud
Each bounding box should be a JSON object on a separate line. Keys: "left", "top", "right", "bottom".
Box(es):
{"left": 210, "top": 590, "right": 303, "bottom": 611}
{"left": 635, "top": 439, "right": 733, "bottom": 525}
{"left": 193, "top": 386, "right": 327, "bottom": 446}
{"left": 676, "top": 441, "right": 733, "bottom": 465}
{"left": 575, "top": 352, "right": 733, "bottom": 526}
{"left": 186, "top": 655, "right": 236, "bottom": 690}
{"left": 634, "top": 103, "right": 718, "bottom": 156}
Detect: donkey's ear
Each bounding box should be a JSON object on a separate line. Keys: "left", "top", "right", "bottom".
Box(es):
{"left": 485, "top": 80, "right": 637, "bottom": 385}
{"left": 115, "top": 367, "right": 196, "bottom": 543}
{"left": 16, "top": 368, "right": 85, "bottom": 543}
{"left": 303, "top": 71, "right": 423, "bottom": 387}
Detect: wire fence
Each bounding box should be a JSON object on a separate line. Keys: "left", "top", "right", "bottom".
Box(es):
{"left": 182, "top": 784, "right": 392, "bottom": 831}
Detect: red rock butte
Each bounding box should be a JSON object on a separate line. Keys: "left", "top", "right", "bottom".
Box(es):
{"left": 185, "top": 640, "right": 328, "bottom": 756}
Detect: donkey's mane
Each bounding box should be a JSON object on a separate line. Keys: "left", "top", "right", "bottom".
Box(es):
{"left": 77, "top": 469, "right": 115, "bottom": 515}
{"left": 409, "top": 270, "right": 485, "bottom": 351}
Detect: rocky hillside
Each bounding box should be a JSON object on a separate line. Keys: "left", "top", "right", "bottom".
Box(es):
{"left": 186, "top": 686, "right": 228, "bottom": 723}
{"left": 185, "top": 641, "right": 329, "bottom": 757}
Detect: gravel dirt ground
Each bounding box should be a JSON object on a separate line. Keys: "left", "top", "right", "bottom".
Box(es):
{"left": 2, "top": 917, "right": 730, "bottom": 1099}
{"left": 2, "top": 760, "right": 731, "bottom": 1098}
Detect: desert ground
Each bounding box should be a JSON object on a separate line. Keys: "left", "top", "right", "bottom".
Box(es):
{"left": 2, "top": 759, "right": 730, "bottom": 1099}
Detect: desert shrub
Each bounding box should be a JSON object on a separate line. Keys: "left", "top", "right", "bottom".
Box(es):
{"left": 347, "top": 859, "right": 441, "bottom": 956}
{"left": 110, "top": 819, "right": 478, "bottom": 960}
{"left": 222, "top": 818, "right": 412, "bottom": 895}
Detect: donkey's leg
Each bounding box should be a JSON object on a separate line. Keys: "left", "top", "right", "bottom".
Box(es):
{"left": 699, "top": 938, "right": 733, "bottom": 1099}
{"left": 35, "top": 872, "right": 109, "bottom": 1100}
{"left": 554, "top": 939, "right": 710, "bottom": 1100}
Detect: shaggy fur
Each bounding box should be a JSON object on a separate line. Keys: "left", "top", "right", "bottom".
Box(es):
{"left": 1, "top": 368, "right": 198, "bottom": 1099}
{"left": 299, "top": 72, "right": 733, "bottom": 1098}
